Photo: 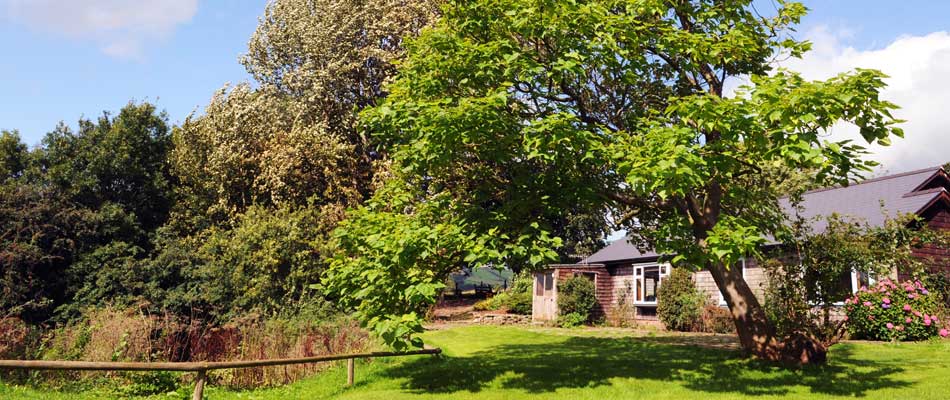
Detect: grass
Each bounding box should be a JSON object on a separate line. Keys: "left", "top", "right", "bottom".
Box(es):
{"left": 3, "top": 325, "right": 950, "bottom": 399}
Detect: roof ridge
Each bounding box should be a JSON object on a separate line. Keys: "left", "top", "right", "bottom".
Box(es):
{"left": 802, "top": 165, "right": 942, "bottom": 195}
{"left": 902, "top": 187, "right": 948, "bottom": 198}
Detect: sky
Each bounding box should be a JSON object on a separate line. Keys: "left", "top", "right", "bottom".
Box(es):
{"left": 1, "top": 0, "right": 949, "bottom": 174}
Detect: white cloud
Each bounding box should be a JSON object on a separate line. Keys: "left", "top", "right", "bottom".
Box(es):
{"left": 3, "top": 0, "right": 198, "bottom": 59}
{"left": 775, "top": 26, "right": 950, "bottom": 174}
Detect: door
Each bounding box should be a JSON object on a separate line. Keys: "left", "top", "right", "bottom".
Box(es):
{"left": 532, "top": 271, "right": 557, "bottom": 321}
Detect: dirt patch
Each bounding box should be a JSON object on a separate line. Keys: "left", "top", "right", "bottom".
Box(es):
{"left": 432, "top": 297, "right": 480, "bottom": 321}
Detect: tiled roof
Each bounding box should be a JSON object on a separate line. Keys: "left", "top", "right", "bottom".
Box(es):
{"left": 582, "top": 165, "right": 949, "bottom": 264}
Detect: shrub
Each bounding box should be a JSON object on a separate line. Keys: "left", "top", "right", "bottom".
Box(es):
{"left": 656, "top": 268, "right": 704, "bottom": 331}
{"left": 558, "top": 312, "right": 587, "bottom": 328}
{"left": 557, "top": 275, "right": 597, "bottom": 325}
{"left": 608, "top": 280, "right": 637, "bottom": 328}
{"left": 114, "top": 371, "right": 179, "bottom": 397}
{"left": 924, "top": 272, "right": 950, "bottom": 310}
{"left": 845, "top": 278, "right": 944, "bottom": 341}
{"left": 701, "top": 305, "right": 736, "bottom": 334}
{"left": 471, "top": 273, "right": 532, "bottom": 315}
{"left": 507, "top": 291, "right": 531, "bottom": 315}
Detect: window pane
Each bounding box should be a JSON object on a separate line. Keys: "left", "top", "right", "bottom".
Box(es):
{"left": 856, "top": 270, "right": 870, "bottom": 291}
{"left": 644, "top": 266, "right": 660, "bottom": 302}
{"left": 536, "top": 274, "right": 544, "bottom": 296}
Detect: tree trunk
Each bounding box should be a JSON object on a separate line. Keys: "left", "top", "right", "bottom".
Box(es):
{"left": 706, "top": 261, "right": 827, "bottom": 365}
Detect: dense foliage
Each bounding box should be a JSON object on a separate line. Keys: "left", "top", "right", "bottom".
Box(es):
{"left": 557, "top": 276, "right": 598, "bottom": 327}
{"left": 845, "top": 279, "right": 945, "bottom": 341}
{"left": 0, "top": 0, "right": 442, "bottom": 350}
{"left": 657, "top": 268, "right": 705, "bottom": 332}
{"left": 1, "top": 105, "right": 174, "bottom": 322}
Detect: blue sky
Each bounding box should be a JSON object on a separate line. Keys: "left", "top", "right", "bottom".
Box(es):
{"left": 1, "top": 1, "right": 948, "bottom": 172}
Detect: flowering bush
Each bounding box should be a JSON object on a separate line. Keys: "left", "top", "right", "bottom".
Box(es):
{"left": 845, "top": 279, "right": 947, "bottom": 341}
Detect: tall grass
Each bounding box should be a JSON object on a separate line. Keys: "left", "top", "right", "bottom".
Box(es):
{"left": 0, "top": 307, "right": 370, "bottom": 390}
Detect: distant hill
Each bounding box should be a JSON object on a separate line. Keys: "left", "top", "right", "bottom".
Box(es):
{"left": 450, "top": 267, "right": 514, "bottom": 291}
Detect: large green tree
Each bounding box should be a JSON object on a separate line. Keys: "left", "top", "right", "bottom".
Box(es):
{"left": 0, "top": 130, "right": 29, "bottom": 181}
{"left": 330, "top": 0, "right": 903, "bottom": 363}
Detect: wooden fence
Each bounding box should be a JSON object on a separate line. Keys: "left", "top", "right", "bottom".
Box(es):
{"left": 0, "top": 348, "right": 441, "bottom": 400}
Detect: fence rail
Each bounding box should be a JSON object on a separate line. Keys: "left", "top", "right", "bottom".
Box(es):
{"left": 0, "top": 347, "right": 442, "bottom": 400}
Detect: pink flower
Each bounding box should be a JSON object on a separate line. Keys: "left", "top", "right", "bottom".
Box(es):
{"left": 883, "top": 297, "right": 891, "bottom": 304}
{"left": 896, "top": 325, "right": 904, "bottom": 331}
{"left": 903, "top": 304, "right": 912, "bottom": 311}
{"left": 886, "top": 323, "right": 895, "bottom": 329}
{"left": 914, "top": 311, "right": 922, "bottom": 317}
{"left": 922, "top": 289, "right": 929, "bottom": 295}
{"left": 909, "top": 293, "right": 917, "bottom": 299}
{"left": 863, "top": 301, "right": 873, "bottom": 307}
{"left": 844, "top": 316, "right": 849, "bottom": 321}
{"left": 941, "top": 329, "right": 949, "bottom": 338}
{"left": 925, "top": 318, "right": 932, "bottom": 326}
{"left": 906, "top": 317, "right": 912, "bottom": 323}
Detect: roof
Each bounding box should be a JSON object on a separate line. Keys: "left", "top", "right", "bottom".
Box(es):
{"left": 780, "top": 165, "right": 949, "bottom": 232}
{"left": 583, "top": 238, "right": 662, "bottom": 263}
{"left": 581, "top": 165, "right": 950, "bottom": 264}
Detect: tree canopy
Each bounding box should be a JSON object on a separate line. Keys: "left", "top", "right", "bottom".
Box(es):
{"left": 327, "top": 0, "right": 904, "bottom": 363}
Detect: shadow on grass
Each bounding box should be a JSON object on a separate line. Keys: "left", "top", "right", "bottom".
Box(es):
{"left": 384, "top": 336, "right": 908, "bottom": 397}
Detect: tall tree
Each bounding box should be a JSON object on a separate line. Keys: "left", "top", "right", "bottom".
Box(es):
{"left": 0, "top": 130, "right": 29, "bottom": 181}
{"left": 331, "top": 0, "right": 903, "bottom": 363}
{"left": 37, "top": 102, "right": 174, "bottom": 235}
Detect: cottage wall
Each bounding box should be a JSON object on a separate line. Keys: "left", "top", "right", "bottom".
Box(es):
{"left": 692, "top": 258, "right": 767, "bottom": 306}
{"left": 910, "top": 208, "right": 950, "bottom": 278}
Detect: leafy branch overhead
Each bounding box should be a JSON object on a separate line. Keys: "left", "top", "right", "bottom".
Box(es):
{"left": 333, "top": 0, "right": 905, "bottom": 360}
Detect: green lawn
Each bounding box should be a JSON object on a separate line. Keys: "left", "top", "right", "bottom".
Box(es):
{"left": 4, "top": 325, "right": 950, "bottom": 399}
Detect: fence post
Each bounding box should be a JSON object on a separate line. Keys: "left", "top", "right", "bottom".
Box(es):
{"left": 192, "top": 370, "right": 207, "bottom": 400}
{"left": 346, "top": 358, "right": 355, "bottom": 387}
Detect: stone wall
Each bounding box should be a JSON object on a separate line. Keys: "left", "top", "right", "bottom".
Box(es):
{"left": 472, "top": 312, "right": 531, "bottom": 325}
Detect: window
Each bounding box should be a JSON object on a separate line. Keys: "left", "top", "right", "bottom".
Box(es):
{"left": 719, "top": 259, "right": 747, "bottom": 306}
{"left": 852, "top": 269, "right": 875, "bottom": 292}
{"left": 535, "top": 272, "right": 555, "bottom": 296}
{"left": 632, "top": 263, "right": 670, "bottom": 304}
{"left": 804, "top": 267, "right": 875, "bottom": 305}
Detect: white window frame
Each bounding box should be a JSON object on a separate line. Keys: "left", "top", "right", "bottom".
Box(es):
{"left": 632, "top": 262, "right": 671, "bottom": 306}
{"left": 850, "top": 269, "right": 876, "bottom": 294}
{"left": 718, "top": 258, "right": 747, "bottom": 306}
{"left": 807, "top": 267, "right": 875, "bottom": 307}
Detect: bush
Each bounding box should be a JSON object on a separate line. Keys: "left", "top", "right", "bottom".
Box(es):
{"left": 924, "top": 272, "right": 950, "bottom": 310}
{"left": 701, "top": 305, "right": 735, "bottom": 334}
{"left": 608, "top": 280, "right": 637, "bottom": 328}
{"left": 845, "top": 278, "right": 945, "bottom": 341}
{"left": 557, "top": 276, "right": 597, "bottom": 325}
{"left": 656, "top": 268, "right": 704, "bottom": 331}
{"left": 471, "top": 273, "right": 532, "bottom": 315}
{"left": 114, "top": 371, "right": 179, "bottom": 397}
{"left": 558, "top": 312, "right": 587, "bottom": 328}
